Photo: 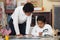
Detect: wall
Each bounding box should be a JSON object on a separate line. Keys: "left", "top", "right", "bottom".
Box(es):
{"left": 43, "top": 0, "right": 60, "bottom": 12}
{"left": 17, "top": 0, "right": 60, "bottom": 12}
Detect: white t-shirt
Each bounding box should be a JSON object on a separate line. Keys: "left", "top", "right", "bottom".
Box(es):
{"left": 31, "top": 24, "right": 53, "bottom": 36}
{"left": 11, "top": 6, "right": 32, "bottom": 35}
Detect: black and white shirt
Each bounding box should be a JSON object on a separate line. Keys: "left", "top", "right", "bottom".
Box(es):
{"left": 31, "top": 24, "right": 53, "bottom": 36}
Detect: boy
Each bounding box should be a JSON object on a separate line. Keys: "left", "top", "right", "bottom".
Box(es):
{"left": 10, "top": 3, "right": 34, "bottom": 36}
{"left": 31, "top": 16, "right": 53, "bottom": 36}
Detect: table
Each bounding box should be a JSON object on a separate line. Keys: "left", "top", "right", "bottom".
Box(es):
{"left": 0, "top": 36, "right": 60, "bottom": 40}
{"left": 9, "top": 36, "right": 60, "bottom": 40}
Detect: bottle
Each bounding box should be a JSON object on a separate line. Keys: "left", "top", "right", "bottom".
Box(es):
{"left": 42, "top": 7, "right": 44, "bottom": 11}
{"left": 5, "top": 35, "right": 9, "bottom": 40}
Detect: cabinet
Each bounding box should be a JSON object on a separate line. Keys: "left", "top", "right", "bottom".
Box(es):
{"left": 31, "top": 12, "right": 52, "bottom": 27}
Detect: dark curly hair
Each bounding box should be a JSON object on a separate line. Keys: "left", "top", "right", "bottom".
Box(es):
{"left": 23, "top": 3, "right": 34, "bottom": 13}
{"left": 37, "top": 16, "right": 46, "bottom": 23}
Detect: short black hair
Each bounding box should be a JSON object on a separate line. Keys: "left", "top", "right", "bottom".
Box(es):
{"left": 37, "top": 16, "right": 46, "bottom": 23}
{"left": 23, "top": 3, "right": 34, "bottom": 13}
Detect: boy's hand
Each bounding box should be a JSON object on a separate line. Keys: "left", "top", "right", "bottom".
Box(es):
{"left": 25, "top": 34, "right": 33, "bottom": 37}
{"left": 39, "top": 32, "right": 43, "bottom": 36}
{"left": 16, "top": 34, "right": 23, "bottom": 36}
{"left": 16, "top": 34, "right": 24, "bottom": 38}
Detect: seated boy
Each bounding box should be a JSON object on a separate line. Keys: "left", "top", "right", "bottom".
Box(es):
{"left": 31, "top": 16, "right": 53, "bottom": 37}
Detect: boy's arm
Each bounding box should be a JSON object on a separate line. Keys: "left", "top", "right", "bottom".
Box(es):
{"left": 26, "top": 14, "right": 32, "bottom": 34}
{"left": 31, "top": 26, "right": 39, "bottom": 36}
{"left": 11, "top": 7, "right": 20, "bottom": 35}
{"left": 43, "top": 25, "right": 53, "bottom": 36}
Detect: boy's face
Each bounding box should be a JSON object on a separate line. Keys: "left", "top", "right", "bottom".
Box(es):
{"left": 37, "top": 21, "right": 45, "bottom": 28}
{"left": 25, "top": 12, "right": 32, "bottom": 16}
